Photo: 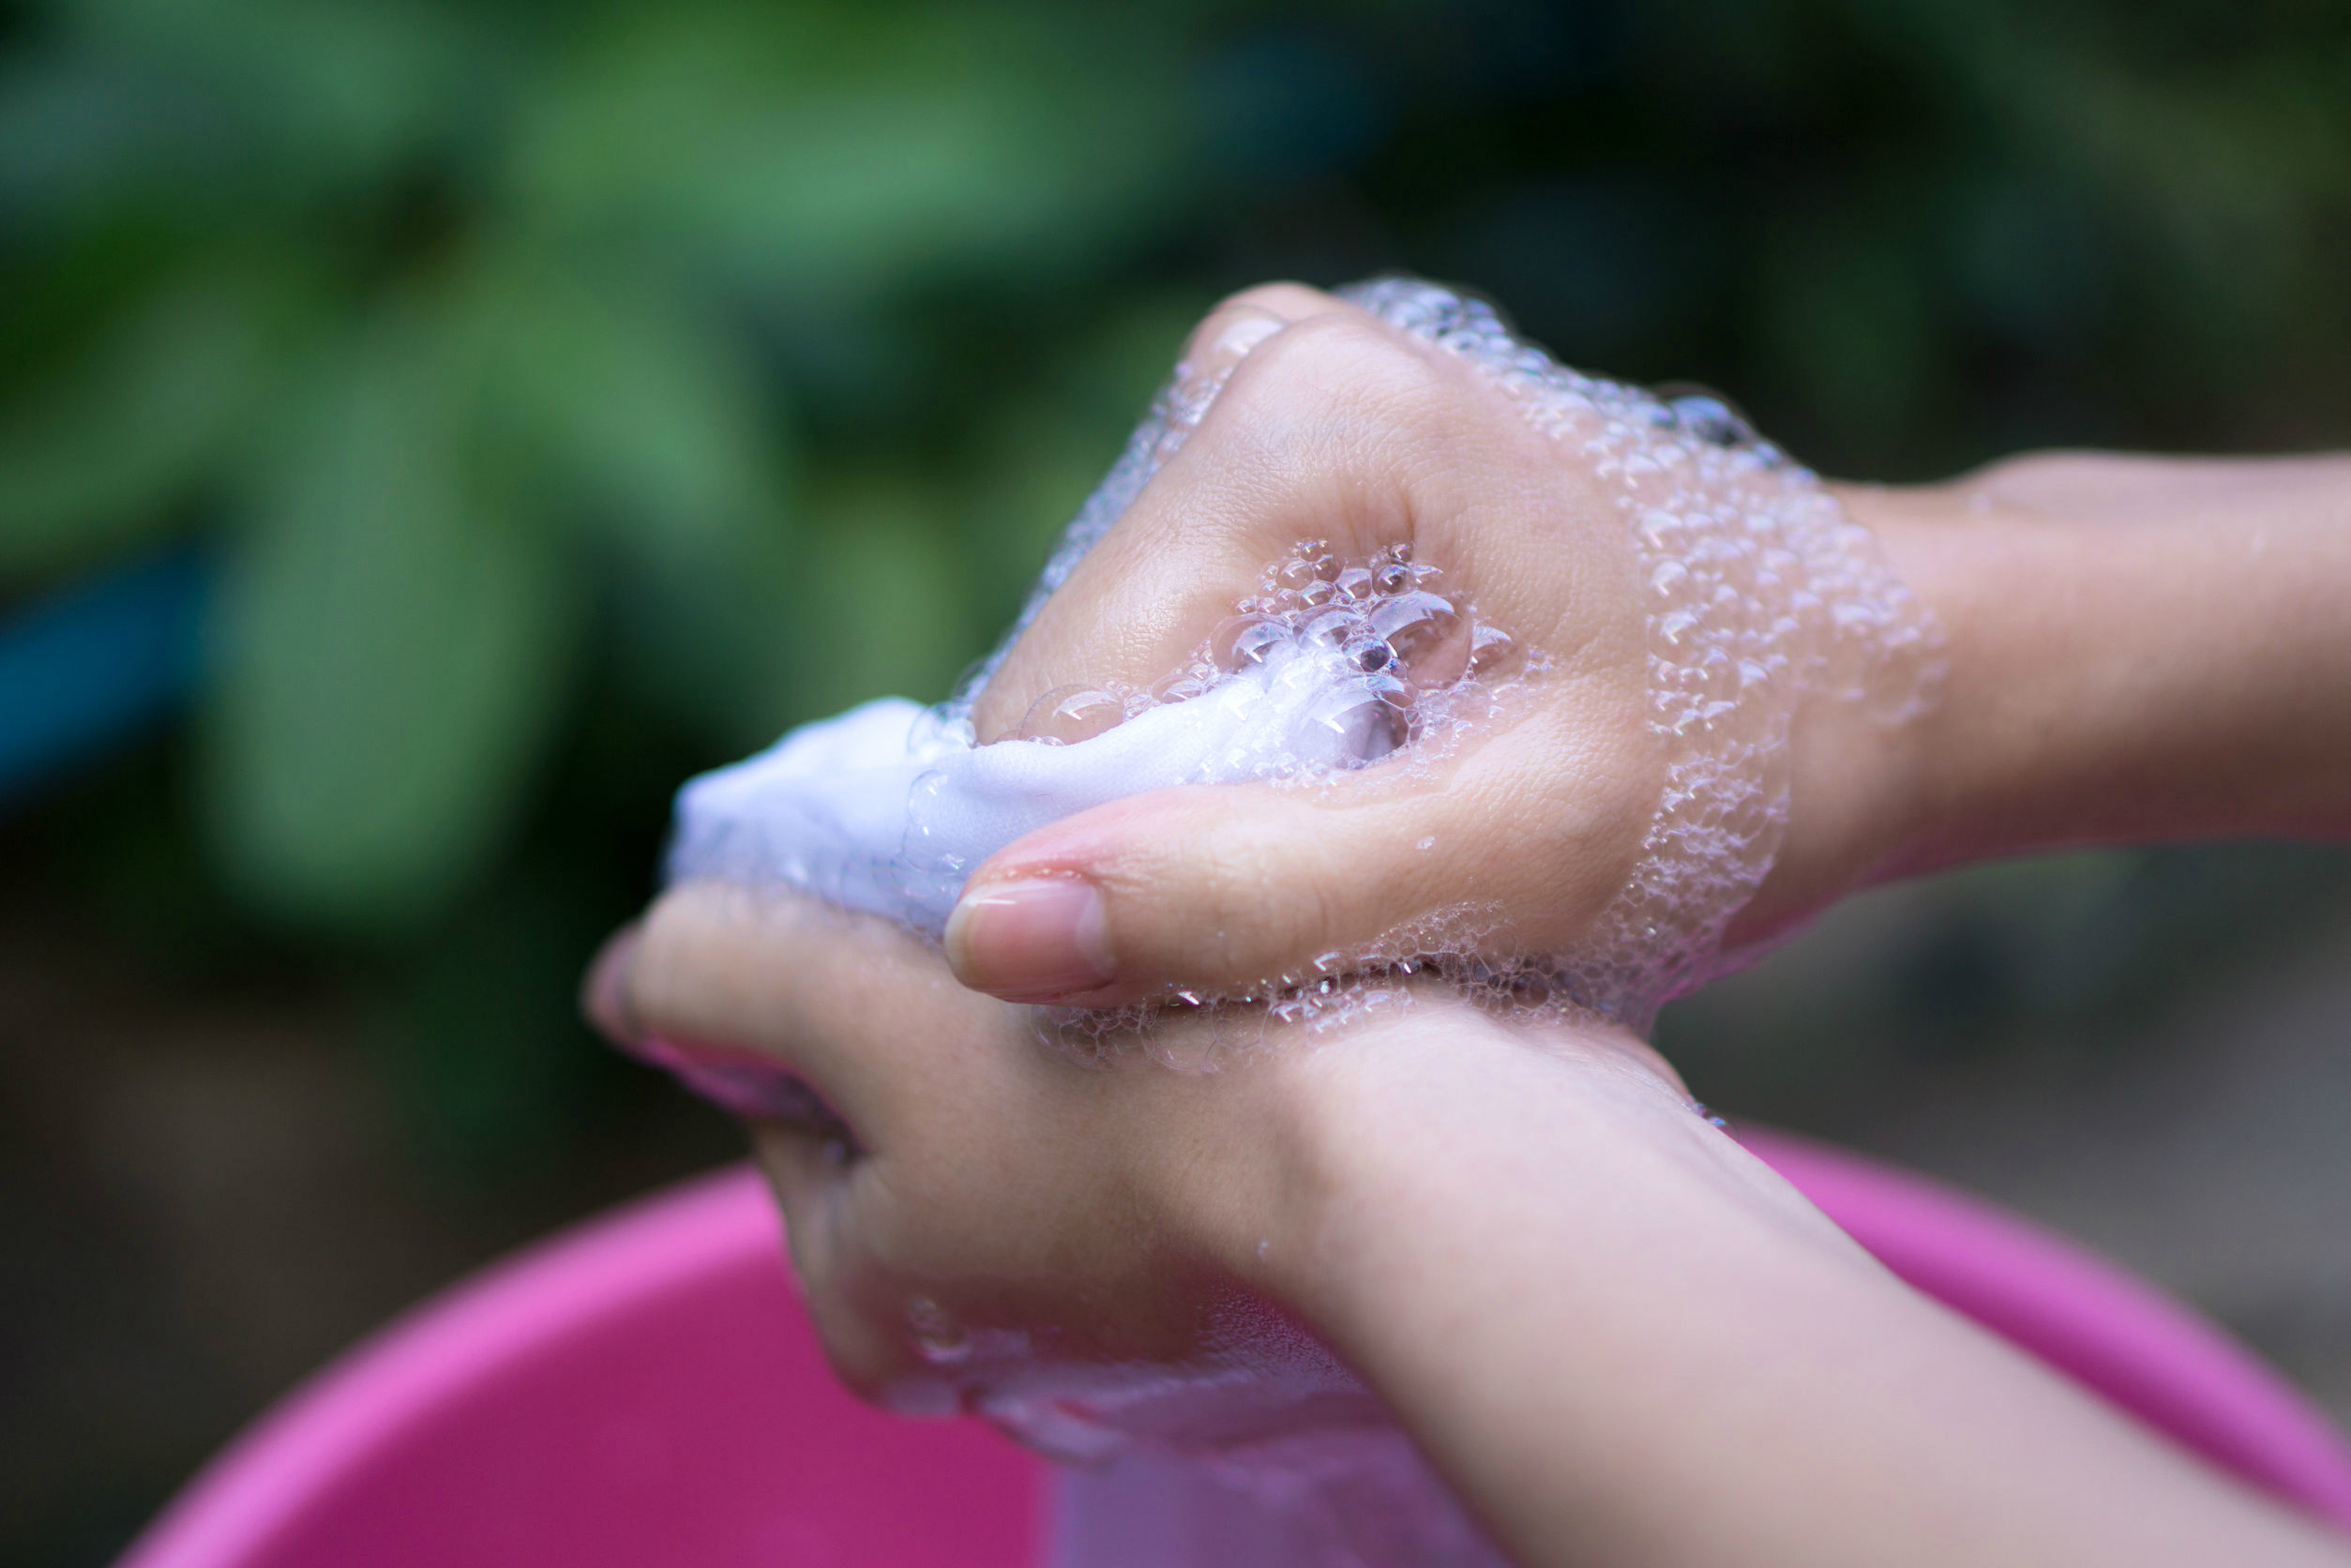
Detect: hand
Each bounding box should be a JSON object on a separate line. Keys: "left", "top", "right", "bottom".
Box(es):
{"left": 943, "top": 282, "right": 1937, "bottom": 1018}
{"left": 946, "top": 283, "right": 2351, "bottom": 1016}
{"left": 585, "top": 878, "right": 1702, "bottom": 1440}
{"left": 585, "top": 882, "right": 2348, "bottom": 1568}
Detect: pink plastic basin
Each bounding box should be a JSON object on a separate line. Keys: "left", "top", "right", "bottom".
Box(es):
{"left": 114, "top": 1131, "right": 2351, "bottom": 1568}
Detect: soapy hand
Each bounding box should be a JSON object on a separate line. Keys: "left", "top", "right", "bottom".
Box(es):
{"left": 583, "top": 879, "right": 2349, "bottom": 1568}
{"left": 584, "top": 878, "right": 1700, "bottom": 1443}
{"left": 944, "top": 282, "right": 1935, "bottom": 1020}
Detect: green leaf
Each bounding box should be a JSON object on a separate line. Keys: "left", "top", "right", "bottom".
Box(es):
{"left": 460, "top": 242, "right": 805, "bottom": 746}
{"left": 470, "top": 247, "right": 789, "bottom": 559}
{"left": 790, "top": 475, "right": 974, "bottom": 719}
{"left": 508, "top": 3, "right": 1195, "bottom": 304}
{"left": 0, "top": 269, "right": 285, "bottom": 581}
{"left": 202, "top": 323, "right": 582, "bottom": 931}
{"left": 54, "top": 0, "right": 490, "bottom": 191}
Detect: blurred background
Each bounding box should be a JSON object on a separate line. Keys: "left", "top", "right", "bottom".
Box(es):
{"left": 4, "top": 0, "right": 2349, "bottom": 1560}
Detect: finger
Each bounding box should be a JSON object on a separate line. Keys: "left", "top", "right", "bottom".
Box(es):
{"left": 968, "top": 302, "right": 1597, "bottom": 745}
{"left": 944, "top": 700, "right": 1661, "bottom": 1005}
{"left": 1176, "top": 282, "right": 1334, "bottom": 381}
{"left": 582, "top": 921, "right": 643, "bottom": 1044}
{"left": 621, "top": 882, "right": 1017, "bottom": 1150}
{"left": 747, "top": 1122, "right": 912, "bottom": 1398}
{"left": 591, "top": 917, "right": 840, "bottom": 1136}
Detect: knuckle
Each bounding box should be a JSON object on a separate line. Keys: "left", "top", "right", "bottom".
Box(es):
{"left": 1242, "top": 311, "right": 1437, "bottom": 413}
{"left": 1214, "top": 314, "right": 1457, "bottom": 489}
{"left": 1207, "top": 280, "right": 1332, "bottom": 323}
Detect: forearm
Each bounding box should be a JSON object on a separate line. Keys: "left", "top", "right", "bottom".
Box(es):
{"left": 1742, "top": 454, "right": 2351, "bottom": 939}
{"left": 1226, "top": 1014, "right": 2344, "bottom": 1567}
{"left": 1877, "top": 454, "right": 2351, "bottom": 870}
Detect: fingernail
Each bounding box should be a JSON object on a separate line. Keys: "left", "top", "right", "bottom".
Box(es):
{"left": 945, "top": 876, "right": 1114, "bottom": 1001}
{"left": 1209, "top": 308, "right": 1284, "bottom": 360}
{"left": 582, "top": 924, "right": 642, "bottom": 1044}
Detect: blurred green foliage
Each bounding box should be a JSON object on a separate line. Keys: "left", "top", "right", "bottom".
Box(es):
{"left": 6, "top": 8, "right": 2351, "bottom": 1557}
{"left": 3, "top": 0, "right": 2349, "bottom": 1148}
{"left": 0, "top": 0, "right": 1217, "bottom": 928}
{"left": 7, "top": 0, "right": 2349, "bottom": 930}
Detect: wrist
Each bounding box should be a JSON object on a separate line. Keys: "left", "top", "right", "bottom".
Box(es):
{"left": 1840, "top": 453, "right": 2351, "bottom": 882}
{"left": 1721, "top": 479, "right": 1956, "bottom": 947}
{"left": 1186, "top": 1004, "right": 1924, "bottom": 1566}
{"left": 1184, "top": 999, "right": 1839, "bottom": 1319}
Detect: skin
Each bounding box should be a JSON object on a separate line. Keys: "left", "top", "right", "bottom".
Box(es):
{"left": 585, "top": 284, "right": 2351, "bottom": 1562}
{"left": 937, "top": 286, "right": 2351, "bottom": 1001}
{"left": 588, "top": 896, "right": 2347, "bottom": 1566}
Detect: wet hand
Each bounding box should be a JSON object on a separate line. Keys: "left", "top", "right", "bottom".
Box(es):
{"left": 947, "top": 283, "right": 1934, "bottom": 1018}
{"left": 582, "top": 879, "right": 1696, "bottom": 1440}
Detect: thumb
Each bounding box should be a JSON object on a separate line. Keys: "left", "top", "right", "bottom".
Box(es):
{"left": 940, "top": 720, "right": 1638, "bottom": 1006}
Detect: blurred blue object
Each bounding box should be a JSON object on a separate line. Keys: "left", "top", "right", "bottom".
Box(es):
{"left": 0, "top": 549, "right": 207, "bottom": 811}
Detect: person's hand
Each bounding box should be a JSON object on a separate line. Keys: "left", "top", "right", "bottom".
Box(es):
{"left": 583, "top": 881, "right": 2350, "bottom": 1568}
{"left": 583, "top": 879, "right": 1712, "bottom": 1438}
{"left": 945, "top": 284, "right": 2351, "bottom": 1016}
{"left": 943, "top": 283, "right": 1932, "bottom": 1015}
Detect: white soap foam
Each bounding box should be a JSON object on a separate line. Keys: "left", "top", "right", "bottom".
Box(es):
{"left": 1338, "top": 278, "right": 1941, "bottom": 1021}
{"left": 669, "top": 627, "right": 1417, "bottom": 938}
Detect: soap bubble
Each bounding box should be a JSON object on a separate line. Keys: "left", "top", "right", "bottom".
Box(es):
{"left": 1017, "top": 685, "right": 1128, "bottom": 745}
{"left": 1211, "top": 614, "right": 1289, "bottom": 671}
{"left": 1467, "top": 623, "right": 1515, "bottom": 676}
{"left": 1305, "top": 682, "right": 1408, "bottom": 762}
{"left": 1367, "top": 591, "right": 1467, "bottom": 685}
{"left": 1273, "top": 557, "right": 1321, "bottom": 592}
{"left": 1300, "top": 607, "right": 1363, "bottom": 648}
{"left": 1149, "top": 670, "right": 1212, "bottom": 704}
{"left": 1657, "top": 388, "right": 1757, "bottom": 449}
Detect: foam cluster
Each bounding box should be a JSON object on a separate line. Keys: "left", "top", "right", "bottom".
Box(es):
{"left": 1341, "top": 279, "right": 1940, "bottom": 1019}
{"left": 1003, "top": 541, "right": 1513, "bottom": 768}
{"left": 662, "top": 552, "right": 1507, "bottom": 950}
